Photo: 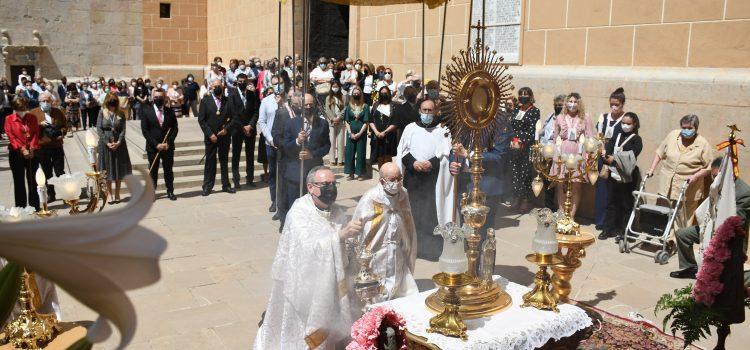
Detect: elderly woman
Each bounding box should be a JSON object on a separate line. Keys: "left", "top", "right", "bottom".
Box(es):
{"left": 646, "top": 114, "right": 713, "bottom": 229}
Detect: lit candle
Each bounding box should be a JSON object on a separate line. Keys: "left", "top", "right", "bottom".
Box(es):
{"left": 35, "top": 168, "right": 47, "bottom": 204}
{"left": 535, "top": 119, "right": 543, "bottom": 141}
{"left": 49, "top": 173, "right": 84, "bottom": 201}
{"left": 564, "top": 154, "right": 578, "bottom": 170}
{"left": 85, "top": 129, "right": 99, "bottom": 165}
{"left": 542, "top": 144, "right": 555, "bottom": 159}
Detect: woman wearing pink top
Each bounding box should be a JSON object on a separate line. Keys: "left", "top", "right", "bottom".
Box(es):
{"left": 551, "top": 92, "right": 594, "bottom": 218}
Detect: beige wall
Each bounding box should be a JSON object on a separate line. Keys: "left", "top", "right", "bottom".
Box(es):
{"left": 0, "top": 0, "right": 143, "bottom": 80}
{"left": 207, "top": 0, "right": 294, "bottom": 62}
{"left": 523, "top": 0, "right": 750, "bottom": 67}
{"left": 143, "top": 0, "right": 207, "bottom": 67}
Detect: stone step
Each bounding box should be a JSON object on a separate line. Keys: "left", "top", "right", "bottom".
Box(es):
{"left": 140, "top": 144, "right": 263, "bottom": 159}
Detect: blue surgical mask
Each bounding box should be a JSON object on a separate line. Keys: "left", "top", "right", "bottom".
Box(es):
{"left": 274, "top": 84, "right": 284, "bottom": 95}
{"left": 681, "top": 128, "right": 696, "bottom": 138}
{"left": 40, "top": 101, "right": 51, "bottom": 112}
{"left": 420, "top": 113, "right": 434, "bottom": 125}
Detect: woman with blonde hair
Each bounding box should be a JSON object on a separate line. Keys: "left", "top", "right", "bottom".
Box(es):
{"left": 97, "top": 93, "right": 132, "bottom": 204}
{"left": 551, "top": 92, "right": 594, "bottom": 218}
{"left": 324, "top": 81, "right": 345, "bottom": 166}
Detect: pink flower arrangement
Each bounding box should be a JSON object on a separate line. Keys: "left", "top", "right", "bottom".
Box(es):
{"left": 347, "top": 306, "right": 408, "bottom": 350}
{"left": 692, "top": 215, "right": 747, "bottom": 306}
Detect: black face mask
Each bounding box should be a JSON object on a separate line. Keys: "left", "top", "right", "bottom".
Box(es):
{"left": 519, "top": 96, "right": 531, "bottom": 105}
{"left": 213, "top": 86, "right": 223, "bottom": 96}
{"left": 554, "top": 106, "right": 563, "bottom": 115}
{"left": 107, "top": 99, "right": 118, "bottom": 108}
{"left": 153, "top": 97, "right": 165, "bottom": 107}
{"left": 379, "top": 93, "right": 390, "bottom": 103}
{"left": 237, "top": 82, "right": 247, "bottom": 90}
{"left": 315, "top": 184, "right": 338, "bottom": 205}
{"left": 304, "top": 107, "right": 315, "bottom": 117}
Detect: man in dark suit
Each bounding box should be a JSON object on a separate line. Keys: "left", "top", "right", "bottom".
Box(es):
{"left": 57, "top": 77, "right": 67, "bottom": 110}
{"left": 229, "top": 73, "right": 259, "bottom": 189}
{"left": 78, "top": 82, "right": 96, "bottom": 130}
{"left": 280, "top": 92, "right": 330, "bottom": 215}
{"left": 198, "top": 80, "right": 234, "bottom": 196}
{"left": 392, "top": 85, "right": 419, "bottom": 143}
{"left": 141, "top": 88, "right": 179, "bottom": 200}
{"left": 270, "top": 89, "right": 294, "bottom": 224}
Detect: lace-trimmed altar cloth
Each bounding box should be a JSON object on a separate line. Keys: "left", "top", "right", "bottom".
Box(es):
{"left": 375, "top": 275, "right": 592, "bottom": 350}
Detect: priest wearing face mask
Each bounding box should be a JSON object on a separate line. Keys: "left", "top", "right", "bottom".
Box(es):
{"left": 31, "top": 92, "right": 67, "bottom": 202}
{"left": 141, "top": 88, "right": 179, "bottom": 200}
{"left": 352, "top": 162, "right": 418, "bottom": 301}
{"left": 280, "top": 92, "right": 331, "bottom": 210}
{"left": 254, "top": 166, "right": 363, "bottom": 349}
{"left": 198, "top": 80, "right": 234, "bottom": 196}
{"left": 395, "top": 99, "right": 455, "bottom": 260}
{"left": 647, "top": 114, "right": 714, "bottom": 230}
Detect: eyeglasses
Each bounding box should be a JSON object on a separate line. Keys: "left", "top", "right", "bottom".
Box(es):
{"left": 382, "top": 177, "right": 402, "bottom": 182}
{"left": 311, "top": 181, "right": 337, "bottom": 187}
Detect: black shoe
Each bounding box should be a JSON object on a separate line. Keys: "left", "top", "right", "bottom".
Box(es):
{"left": 201, "top": 189, "right": 211, "bottom": 197}
{"left": 247, "top": 182, "right": 257, "bottom": 188}
{"left": 167, "top": 192, "right": 177, "bottom": 201}
{"left": 271, "top": 212, "right": 280, "bottom": 221}
{"left": 269, "top": 202, "right": 276, "bottom": 213}
{"left": 669, "top": 267, "right": 697, "bottom": 279}
{"left": 223, "top": 187, "right": 236, "bottom": 194}
{"left": 598, "top": 231, "right": 610, "bottom": 240}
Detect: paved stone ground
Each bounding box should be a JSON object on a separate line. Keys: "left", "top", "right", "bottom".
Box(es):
{"left": 0, "top": 119, "right": 747, "bottom": 349}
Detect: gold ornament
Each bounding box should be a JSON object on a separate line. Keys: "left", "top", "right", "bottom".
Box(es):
{"left": 1, "top": 270, "right": 60, "bottom": 349}
{"left": 521, "top": 253, "right": 563, "bottom": 312}
{"left": 427, "top": 273, "right": 473, "bottom": 340}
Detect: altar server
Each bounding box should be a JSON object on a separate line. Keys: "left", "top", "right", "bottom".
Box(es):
{"left": 352, "top": 162, "right": 418, "bottom": 300}
{"left": 395, "top": 99, "right": 454, "bottom": 260}
{"left": 254, "top": 166, "right": 362, "bottom": 349}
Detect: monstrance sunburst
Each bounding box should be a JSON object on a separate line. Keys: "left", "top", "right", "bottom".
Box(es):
{"left": 425, "top": 21, "right": 515, "bottom": 319}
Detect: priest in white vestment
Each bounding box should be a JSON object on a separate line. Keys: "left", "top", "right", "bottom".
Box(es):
{"left": 254, "top": 166, "right": 363, "bottom": 349}
{"left": 395, "top": 99, "right": 454, "bottom": 260}
{"left": 352, "top": 162, "right": 418, "bottom": 300}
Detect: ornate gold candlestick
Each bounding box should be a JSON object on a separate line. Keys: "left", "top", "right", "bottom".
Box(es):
{"left": 521, "top": 253, "right": 563, "bottom": 312}
{"left": 60, "top": 166, "right": 107, "bottom": 215}
{"left": 427, "top": 273, "right": 473, "bottom": 340}
{"left": 530, "top": 137, "right": 600, "bottom": 301}
{"left": 1, "top": 269, "right": 60, "bottom": 349}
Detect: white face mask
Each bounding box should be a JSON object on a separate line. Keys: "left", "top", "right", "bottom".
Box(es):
{"left": 331, "top": 87, "right": 340, "bottom": 93}
{"left": 172, "top": 85, "right": 177, "bottom": 89}
{"left": 566, "top": 102, "right": 576, "bottom": 112}
{"left": 384, "top": 73, "right": 392, "bottom": 80}
{"left": 382, "top": 180, "right": 401, "bottom": 195}
{"left": 239, "top": 65, "right": 246, "bottom": 70}
{"left": 188, "top": 77, "right": 194, "bottom": 82}
{"left": 346, "top": 64, "right": 353, "bottom": 70}
{"left": 354, "top": 64, "right": 361, "bottom": 70}
{"left": 621, "top": 124, "right": 633, "bottom": 133}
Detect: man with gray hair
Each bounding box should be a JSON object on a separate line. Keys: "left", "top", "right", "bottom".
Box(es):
{"left": 280, "top": 92, "right": 330, "bottom": 216}
{"left": 30, "top": 91, "right": 66, "bottom": 202}
{"left": 255, "top": 166, "right": 363, "bottom": 349}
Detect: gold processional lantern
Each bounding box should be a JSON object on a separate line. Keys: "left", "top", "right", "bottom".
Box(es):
{"left": 425, "top": 21, "right": 515, "bottom": 322}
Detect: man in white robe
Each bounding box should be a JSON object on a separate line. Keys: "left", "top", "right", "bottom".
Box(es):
{"left": 395, "top": 99, "right": 454, "bottom": 261}
{"left": 254, "top": 166, "right": 363, "bottom": 349}
{"left": 352, "top": 162, "right": 418, "bottom": 301}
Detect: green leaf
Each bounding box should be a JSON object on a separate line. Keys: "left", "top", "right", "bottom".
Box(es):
{"left": 0, "top": 261, "right": 22, "bottom": 328}
{"left": 66, "top": 337, "right": 93, "bottom": 350}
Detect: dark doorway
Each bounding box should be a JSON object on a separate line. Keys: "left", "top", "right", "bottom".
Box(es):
{"left": 308, "top": 0, "right": 349, "bottom": 60}
{"left": 10, "top": 65, "right": 35, "bottom": 88}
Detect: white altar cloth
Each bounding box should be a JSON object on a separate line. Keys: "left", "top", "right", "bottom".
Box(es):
{"left": 375, "top": 276, "right": 592, "bottom": 350}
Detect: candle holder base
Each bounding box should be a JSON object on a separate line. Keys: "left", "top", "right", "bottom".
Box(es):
{"left": 521, "top": 254, "right": 563, "bottom": 312}
{"left": 551, "top": 231, "right": 595, "bottom": 302}
{"left": 427, "top": 273, "right": 473, "bottom": 340}
{"left": 426, "top": 277, "right": 512, "bottom": 319}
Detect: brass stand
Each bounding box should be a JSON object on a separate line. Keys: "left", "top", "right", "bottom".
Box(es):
{"left": 35, "top": 202, "right": 56, "bottom": 218}
{"left": 521, "top": 254, "right": 563, "bottom": 312}
{"left": 427, "top": 273, "right": 473, "bottom": 340}
{"left": 1, "top": 270, "right": 60, "bottom": 349}
{"left": 425, "top": 147, "right": 512, "bottom": 319}
{"left": 551, "top": 232, "right": 595, "bottom": 302}
{"left": 63, "top": 165, "right": 107, "bottom": 215}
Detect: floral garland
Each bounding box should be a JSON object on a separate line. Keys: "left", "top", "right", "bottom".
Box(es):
{"left": 346, "top": 306, "right": 408, "bottom": 350}
{"left": 692, "top": 215, "right": 747, "bottom": 306}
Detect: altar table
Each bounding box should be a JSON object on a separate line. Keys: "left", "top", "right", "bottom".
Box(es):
{"left": 376, "top": 276, "right": 592, "bottom": 350}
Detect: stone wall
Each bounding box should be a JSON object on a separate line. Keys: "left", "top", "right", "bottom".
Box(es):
{"left": 142, "top": 0, "right": 207, "bottom": 67}
{"left": 0, "top": 0, "right": 143, "bottom": 80}
{"left": 523, "top": 0, "right": 750, "bottom": 67}
{"left": 206, "top": 0, "right": 294, "bottom": 62}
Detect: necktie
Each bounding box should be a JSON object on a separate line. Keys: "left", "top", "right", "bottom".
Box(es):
{"left": 239, "top": 89, "right": 246, "bottom": 106}
{"left": 157, "top": 108, "right": 163, "bottom": 126}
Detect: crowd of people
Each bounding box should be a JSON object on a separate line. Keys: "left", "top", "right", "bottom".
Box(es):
{"left": 1, "top": 55, "right": 720, "bottom": 270}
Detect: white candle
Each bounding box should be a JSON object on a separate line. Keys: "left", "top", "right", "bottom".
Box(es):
{"left": 564, "top": 154, "right": 578, "bottom": 170}
{"left": 542, "top": 144, "right": 555, "bottom": 159}
{"left": 88, "top": 147, "right": 96, "bottom": 165}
